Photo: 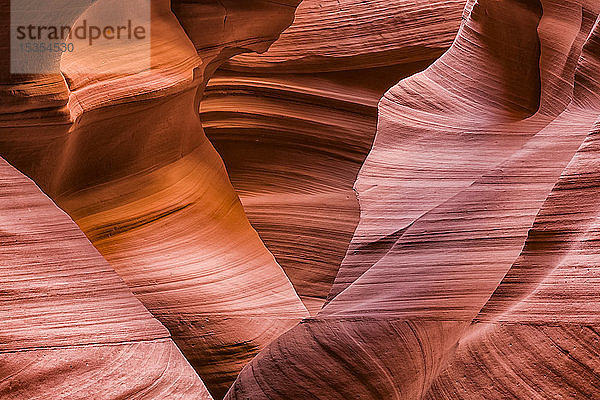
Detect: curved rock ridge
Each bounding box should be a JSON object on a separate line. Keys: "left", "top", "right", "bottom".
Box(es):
{"left": 201, "top": 0, "right": 465, "bottom": 313}
{"left": 327, "top": 0, "right": 600, "bottom": 302}
{"left": 225, "top": 0, "right": 466, "bottom": 73}
{"left": 172, "top": 0, "right": 303, "bottom": 79}
{"left": 1, "top": 0, "right": 306, "bottom": 398}
{"left": 226, "top": 0, "right": 600, "bottom": 398}
{"left": 5, "top": 0, "right": 600, "bottom": 398}
{"left": 426, "top": 17, "right": 600, "bottom": 398}
{"left": 0, "top": 157, "right": 212, "bottom": 399}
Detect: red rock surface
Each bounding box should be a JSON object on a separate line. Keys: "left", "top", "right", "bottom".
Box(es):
{"left": 4, "top": 0, "right": 600, "bottom": 399}
{"left": 0, "top": 157, "right": 212, "bottom": 399}
{"left": 226, "top": 0, "right": 600, "bottom": 398}
{"left": 1, "top": 1, "right": 306, "bottom": 398}
{"left": 201, "top": 0, "right": 465, "bottom": 313}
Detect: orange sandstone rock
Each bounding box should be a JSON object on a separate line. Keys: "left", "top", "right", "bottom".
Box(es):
{"left": 0, "top": 157, "right": 212, "bottom": 400}
{"left": 226, "top": 1, "right": 600, "bottom": 398}
{"left": 1, "top": 1, "right": 306, "bottom": 398}
{"left": 201, "top": 0, "right": 465, "bottom": 313}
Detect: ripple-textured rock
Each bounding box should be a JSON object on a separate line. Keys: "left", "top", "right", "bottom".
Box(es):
{"left": 0, "top": 157, "right": 212, "bottom": 400}
{"left": 201, "top": 0, "right": 465, "bottom": 313}
{"left": 0, "top": 1, "right": 306, "bottom": 398}
{"left": 4, "top": 0, "right": 600, "bottom": 398}
{"left": 226, "top": 1, "right": 600, "bottom": 398}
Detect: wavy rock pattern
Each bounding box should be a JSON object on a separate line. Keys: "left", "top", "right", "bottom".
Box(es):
{"left": 4, "top": 0, "right": 600, "bottom": 398}
{"left": 0, "top": 157, "right": 212, "bottom": 399}
{"left": 1, "top": 1, "right": 306, "bottom": 398}
{"left": 227, "top": 0, "right": 600, "bottom": 398}
{"left": 201, "top": 0, "right": 465, "bottom": 313}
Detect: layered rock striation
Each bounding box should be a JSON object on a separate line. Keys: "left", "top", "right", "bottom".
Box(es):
{"left": 201, "top": 0, "right": 465, "bottom": 313}
{"left": 4, "top": 0, "right": 600, "bottom": 399}
{"left": 1, "top": 0, "right": 306, "bottom": 398}
{"left": 227, "top": 0, "right": 600, "bottom": 398}
{"left": 0, "top": 157, "right": 213, "bottom": 399}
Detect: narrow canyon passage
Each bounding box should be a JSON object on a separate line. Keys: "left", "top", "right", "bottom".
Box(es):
{"left": 3, "top": 0, "right": 600, "bottom": 399}
{"left": 201, "top": 0, "right": 464, "bottom": 314}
